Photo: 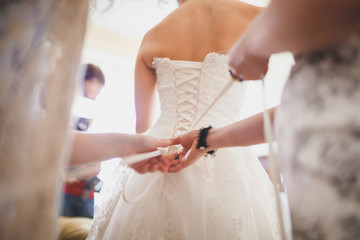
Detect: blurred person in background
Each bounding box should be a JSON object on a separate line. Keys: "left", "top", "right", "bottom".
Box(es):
{"left": 61, "top": 63, "right": 106, "bottom": 219}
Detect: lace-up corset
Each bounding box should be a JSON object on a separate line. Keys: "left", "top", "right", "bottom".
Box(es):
{"left": 151, "top": 52, "right": 248, "bottom": 138}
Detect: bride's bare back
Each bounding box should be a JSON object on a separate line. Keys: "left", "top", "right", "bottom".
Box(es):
{"left": 141, "top": 0, "right": 262, "bottom": 66}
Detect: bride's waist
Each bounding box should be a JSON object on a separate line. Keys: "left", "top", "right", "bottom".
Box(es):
{"left": 148, "top": 112, "right": 239, "bottom": 138}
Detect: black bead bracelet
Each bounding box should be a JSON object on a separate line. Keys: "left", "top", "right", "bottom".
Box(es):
{"left": 196, "top": 126, "right": 216, "bottom": 156}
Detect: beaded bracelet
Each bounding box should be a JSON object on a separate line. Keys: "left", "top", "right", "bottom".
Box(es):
{"left": 196, "top": 126, "right": 216, "bottom": 156}
{"left": 229, "top": 70, "right": 244, "bottom": 82}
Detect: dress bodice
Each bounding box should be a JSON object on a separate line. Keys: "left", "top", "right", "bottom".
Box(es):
{"left": 151, "top": 52, "right": 248, "bottom": 137}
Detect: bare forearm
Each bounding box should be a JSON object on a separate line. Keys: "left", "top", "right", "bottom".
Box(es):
{"left": 245, "top": 0, "right": 360, "bottom": 58}
{"left": 70, "top": 132, "right": 133, "bottom": 166}
{"left": 206, "top": 107, "right": 276, "bottom": 150}
{"left": 70, "top": 132, "right": 171, "bottom": 167}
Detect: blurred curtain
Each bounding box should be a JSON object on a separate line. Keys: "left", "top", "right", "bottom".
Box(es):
{"left": 0, "top": 0, "right": 89, "bottom": 239}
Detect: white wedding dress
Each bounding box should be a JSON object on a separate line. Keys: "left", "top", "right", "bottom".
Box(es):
{"left": 87, "top": 53, "right": 280, "bottom": 240}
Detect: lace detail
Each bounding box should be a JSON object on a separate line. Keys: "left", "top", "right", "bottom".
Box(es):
{"left": 197, "top": 53, "right": 248, "bottom": 124}
{"left": 208, "top": 197, "right": 244, "bottom": 240}
{"left": 275, "top": 34, "right": 360, "bottom": 239}
{"left": 127, "top": 198, "right": 150, "bottom": 240}
{"left": 87, "top": 163, "right": 131, "bottom": 240}
{"left": 194, "top": 155, "right": 215, "bottom": 182}
{"left": 87, "top": 52, "right": 281, "bottom": 240}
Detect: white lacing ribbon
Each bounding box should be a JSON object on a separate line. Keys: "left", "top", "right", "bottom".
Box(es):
{"left": 261, "top": 77, "right": 287, "bottom": 240}
{"left": 173, "top": 68, "right": 199, "bottom": 135}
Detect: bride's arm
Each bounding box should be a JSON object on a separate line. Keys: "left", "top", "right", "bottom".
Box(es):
{"left": 134, "top": 46, "right": 157, "bottom": 134}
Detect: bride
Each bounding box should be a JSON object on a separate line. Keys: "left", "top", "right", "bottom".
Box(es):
{"left": 87, "top": 0, "right": 280, "bottom": 239}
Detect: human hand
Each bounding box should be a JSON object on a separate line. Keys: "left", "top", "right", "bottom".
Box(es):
{"left": 228, "top": 36, "right": 269, "bottom": 81}
{"left": 129, "top": 154, "right": 172, "bottom": 174}
{"left": 167, "top": 130, "right": 205, "bottom": 173}
{"left": 125, "top": 135, "right": 172, "bottom": 174}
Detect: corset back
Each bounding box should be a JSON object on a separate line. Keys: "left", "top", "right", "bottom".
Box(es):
{"left": 150, "top": 52, "right": 248, "bottom": 138}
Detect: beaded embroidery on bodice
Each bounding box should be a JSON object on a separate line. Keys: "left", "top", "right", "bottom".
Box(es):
{"left": 151, "top": 52, "right": 248, "bottom": 137}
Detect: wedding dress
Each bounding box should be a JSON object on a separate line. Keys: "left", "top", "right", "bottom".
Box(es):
{"left": 87, "top": 53, "right": 280, "bottom": 240}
